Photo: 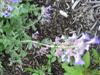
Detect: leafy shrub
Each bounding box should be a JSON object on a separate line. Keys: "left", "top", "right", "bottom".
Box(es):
{"left": 0, "top": 0, "right": 40, "bottom": 65}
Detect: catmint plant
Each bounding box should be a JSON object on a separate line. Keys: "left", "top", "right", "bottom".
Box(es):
{"left": 0, "top": 0, "right": 40, "bottom": 66}
{"left": 55, "top": 33, "right": 100, "bottom": 65}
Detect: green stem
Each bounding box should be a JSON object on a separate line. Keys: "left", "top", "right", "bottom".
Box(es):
{"left": 21, "top": 40, "right": 76, "bottom": 50}
{"left": 21, "top": 40, "right": 55, "bottom": 48}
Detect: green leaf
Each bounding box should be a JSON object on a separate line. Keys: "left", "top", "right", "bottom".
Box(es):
{"left": 46, "top": 54, "right": 52, "bottom": 59}
{"left": 19, "top": 50, "right": 27, "bottom": 58}
{"left": 92, "top": 49, "right": 99, "bottom": 60}
{"left": 27, "top": 42, "right": 33, "bottom": 50}
{"left": 24, "top": 67, "right": 34, "bottom": 73}
{"left": 83, "top": 51, "right": 90, "bottom": 68}
{"left": 41, "top": 38, "right": 52, "bottom": 45}
{"left": 50, "top": 47, "right": 56, "bottom": 55}
{"left": 91, "top": 69, "right": 98, "bottom": 75}
{"left": 32, "top": 73, "right": 39, "bottom": 75}
{"left": 51, "top": 57, "right": 56, "bottom": 62}
{"left": 62, "top": 63, "right": 83, "bottom": 75}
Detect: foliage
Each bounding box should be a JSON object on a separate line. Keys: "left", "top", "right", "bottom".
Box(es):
{"left": 0, "top": 0, "right": 40, "bottom": 65}
{"left": 83, "top": 51, "right": 90, "bottom": 68}
{"left": 25, "top": 66, "right": 46, "bottom": 75}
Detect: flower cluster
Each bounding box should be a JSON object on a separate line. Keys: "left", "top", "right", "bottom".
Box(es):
{"left": 0, "top": 0, "right": 22, "bottom": 17}
{"left": 41, "top": 5, "right": 52, "bottom": 24}
{"left": 55, "top": 33, "right": 100, "bottom": 65}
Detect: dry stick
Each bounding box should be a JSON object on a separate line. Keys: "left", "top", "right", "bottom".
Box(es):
{"left": 90, "top": 21, "right": 98, "bottom": 31}
{"left": 66, "top": 3, "right": 70, "bottom": 9}
{"left": 92, "top": 4, "right": 100, "bottom": 8}
{"left": 72, "top": 0, "right": 80, "bottom": 10}
{"left": 87, "top": 1, "right": 100, "bottom": 4}
{"left": 72, "top": 0, "right": 75, "bottom": 4}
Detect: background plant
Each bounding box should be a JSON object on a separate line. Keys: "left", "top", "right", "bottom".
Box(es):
{"left": 0, "top": 0, "right": 40, "bottom": 66}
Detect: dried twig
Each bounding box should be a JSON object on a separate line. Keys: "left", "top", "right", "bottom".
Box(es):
{"left": 72, "top": 0, "right": 80, "bottom": 10}
{"left": 90, "top": 21, "right": 98, "bottom": 31}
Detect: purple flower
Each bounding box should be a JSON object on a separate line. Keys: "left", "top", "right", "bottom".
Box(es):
{"left": 80, "top": 33, "right": 90, "bottom": 40}
{"left": 65, "top": 50, "right": 73, "bottom": 63}
{"left": 2, "top": 11, "right": 11, "bottom": 17}
{"left": 55, "top": 36, "right": 61, "bottom": 44}
{"left": 41, "top": 6, "right": 52, "bottom": 18}
{"left": 74, "top": 54, "right": 85, "bottom": 65}
{"left": 7, "top": 5, "right": 14, "bottom": 11}
{"left": 55, "top": 48, "right": 63, "bottom": 57}
{"left": 87, "top": 36, "right": 100, "bottom": 44}
{"left": 41, "top": 5, "right": 52, "bottom": 24}
{"left": 11, "top": 0, "right": 21, "bottom": 3}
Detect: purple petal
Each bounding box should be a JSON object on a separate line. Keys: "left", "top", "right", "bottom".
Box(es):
{"left": 80, "top": 33, "right": 90, "bottom": 40}
{"left": 2, "top": 11, "right": 11, "bottom": 17}
{"left": 55, "top": 48, "right": 63, "bottom": 57}
{"left": 7, "top": 5, "right": 14, "bottom": 11}
{"left": 41, "top": 6, "right": 52, "bottom": 24}
{"left": 87, "top": 36, "right": 100, "bottom": 44}
{"left": 55, "top": 36, "right": 61, "bottom": 44}
{"left": 11, "top": 0, "right": 21, "bottom": 3}
{"left": 74, "top": 58, "right": 85, "bottom": 65}
{"left": 74, "top": 54, "right": 85, "bottom": 65}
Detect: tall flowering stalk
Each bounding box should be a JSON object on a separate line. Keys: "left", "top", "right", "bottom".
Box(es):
{"left": 55, "top": 33, "right": 100, "bottom": 65}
